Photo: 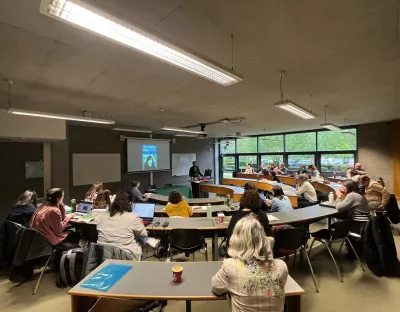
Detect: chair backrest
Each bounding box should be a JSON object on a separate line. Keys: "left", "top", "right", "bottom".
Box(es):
{"left": 205, "top": 169, "right": 212, "bottom": 177}
{"left": 3, "top": 220, "right": 25, "bottom": 262}
{"left": 330, "top": 220, "right": 352, "bottom": 240}
{"left": 274, "top": 227, "right": 308, "bottom": 252}
{"left": 168, "top": 229, "right": 204, "bottom": 250}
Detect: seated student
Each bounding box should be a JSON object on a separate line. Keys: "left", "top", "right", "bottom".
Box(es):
{"left": 354, "top": 163, "right": 366, "bottom": 175}
{"left": 7, "top": 190, "right": 38, "bottom": 227}
{"left": 257, "top": 163, "right": 267, "bottom": 174}
{"left": 244, "top": 163, "right": 253, "bottom": 174}
{"left": 268, "top": 163, "right": 276, "bottom": 174}
{"left": 93, "top": 189, "right": 112, "bottom": 210}
{"left": 358, "top": 175, "right": 369, "bottom": 195}
{"left": 335, "top": 180, "right": 371, "bottom": 257}
{"left": 242, "top": 183, "right": 269, "bottom": 211}
{"left": 165, "top": 191, "right": 193, "bottom": 218}
{"left": 348, "top": 168, "right": 362, "bottom": 183}
{"left": 85, "top": 182, "right": 103, "bottom": 202}
{"left": 97, "top": 192, "right": 157, "bottom": 261}
{"left": 364, "top": 177, "right": 390, "bottom": 211}
{"left": 132, "top": 181, "right": 150, "bottom": 203}
{"left": 268, "top": 185, "right": 293, "bottom": 212}
{"left": 226, "top": 190, "right": 269, "bottom": 246}
{"left": 295, "top": 174, "right": 318, "bottom": 207}
{"left": 212, "top": 216, "right": 288, "bottom": 312}
{"left": 275, "top": 162, "right": 288, "bottom": 175}
{"left": 31, "top": 188, "right": 77, "bottom": 246}
{"left": 308, "top": 165, "right": 320, "bottom": 179}
{"left": 297, "top": 164, "right": 308, "bottom": 175}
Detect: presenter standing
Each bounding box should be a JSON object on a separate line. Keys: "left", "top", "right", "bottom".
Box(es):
{"left": 189, "top": 161, "right": 204, "bottom": 180}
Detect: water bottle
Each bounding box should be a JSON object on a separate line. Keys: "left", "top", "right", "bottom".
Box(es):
{"left": 207, "top": 203, "right": 212, "bottom": 220}
{"left": 226, "top": 195, "right": 232, "bottom": 208}
{"left": 333, "top": 171, "right": 336, "bottom": 178}
{"left": 328, "top": 192, "right": 334, "bottom": 204}
{"left": 70, "top": 199, "right": 77, "bottom": 212}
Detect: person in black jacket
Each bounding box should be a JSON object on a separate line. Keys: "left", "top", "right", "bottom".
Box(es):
{"left": 226, "top": 189, "right": 269, "bottom": 247}
{"left": 7, "top": 190, "right": 37, "bottom": 228}
{"left": 189, "top": 161, "right": 203, "bottom": 179}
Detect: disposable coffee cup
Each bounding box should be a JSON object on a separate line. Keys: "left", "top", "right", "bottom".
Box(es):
{"left": 172, "top": 265, "right": 183, "bottom": 283}
{"left": 218, "top": 213, "right": 225, "bottom": 224}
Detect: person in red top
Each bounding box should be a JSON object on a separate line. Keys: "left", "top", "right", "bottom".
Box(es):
{"left": 31, "top": 188, "right": 76, "bottom": 246}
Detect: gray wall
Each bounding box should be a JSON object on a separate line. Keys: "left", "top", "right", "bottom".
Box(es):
{"left": 358, "top": 122, "right": 393, "bottom": 192}
{"left": 67, "top": 125, "right": 214, "bottom": 200}
{"left": 0, "top": 142, "right": 44, "bottom": 218}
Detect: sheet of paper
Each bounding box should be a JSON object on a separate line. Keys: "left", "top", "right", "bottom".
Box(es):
{"left": 267, "top": 215, "right": 280, "bottom": 221}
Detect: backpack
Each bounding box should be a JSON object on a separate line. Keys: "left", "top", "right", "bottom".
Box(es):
{"left": 57, "top": 248, "right": 85, "bottom": 288}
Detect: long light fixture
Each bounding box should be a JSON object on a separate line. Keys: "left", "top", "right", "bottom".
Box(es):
{"left": 39, "top": 0, "right": 242, "bottom": 86}
{"left": 161, "top": 126, "right": 205, "bottom": 135}
{"left": 8, "top": 108, "right": 115, "bottom": 124}
{"left": 273, "top": 71, "right": 317, "bottom": 119}
{"left": 320, "top": 106, "right": 341, "bottom": 131}
{"left": 320, "top": 123, "right": 342, "bottom": 131}
{"left": 113, "top": 127, "right": 152, "bottom": 133}
{"left": 274, "top": 100, "right": 317, "bottom": 119}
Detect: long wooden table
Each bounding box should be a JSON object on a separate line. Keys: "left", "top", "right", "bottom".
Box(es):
{"left": 69, "top": 260, "right": 305, "bottom": 312}
{"left": 200, "top": 183, "right": 244, "bottom": 203}
{"left": 236, "top": 172, "right": 273, "bottom": 180}
{"left": 222, "top": 177, "right": 299, "bottom": 208}
{"left": 149, "top": 193, "right": 225, "bottom": 205}
{"left": 154, "top": 204, "right": 238, "bottom": 217}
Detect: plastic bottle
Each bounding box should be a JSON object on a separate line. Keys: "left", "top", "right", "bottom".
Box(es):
{"left": 328, "top": 192, "right": 335, "bottom": 204}
{"left": 226, "top": 195, "right": 232, "bottom": 208}
{"left": 207, "top": 203, "right": 212, "bottom": 220}
{"left": 70, "top": 199, "right": 77, "bottom": 212}
{"left": 333, "top": 171, "right": 336, "bottom": 178}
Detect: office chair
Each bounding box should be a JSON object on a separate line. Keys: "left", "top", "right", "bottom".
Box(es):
{"left": 309, "top": 220, "right": 365, "bottom": 283}
{"left": 167, "top": 229, "right": 208, "bottom": 261}
{"left": 274, "top": 227, "right": 319, "bottom": 292}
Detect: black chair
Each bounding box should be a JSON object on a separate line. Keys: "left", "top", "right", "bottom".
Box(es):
{"left": 167, "top": 229, "right": 208, "bottom": 261}
{"left": 274, "top": 227, "right": 318, "bottom": 292}
{"left": 309, "top": 220, "right": 365, "bottom": 283}
{"left": 204, "top": 169, "right": 212, "bottom": 178}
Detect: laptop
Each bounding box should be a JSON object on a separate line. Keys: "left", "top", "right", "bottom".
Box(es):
{"left": 132, "top": 203, "right": 156, "bottom": 225}
{"left": 76, "top": 202, "right": 93, "bottom": 216}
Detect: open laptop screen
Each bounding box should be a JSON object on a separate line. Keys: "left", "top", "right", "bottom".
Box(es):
{"left": 77, "top": 202, "right": 92, "bottom": 214}
{"left": 132, "top": 203, "right": 155, "bottom": 219}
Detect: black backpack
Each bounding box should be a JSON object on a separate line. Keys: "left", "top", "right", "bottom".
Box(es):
{"left": 57, "top": 248, "right": 85, "bottom": 288}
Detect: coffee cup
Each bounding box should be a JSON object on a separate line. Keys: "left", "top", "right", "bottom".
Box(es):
{"left": 218, "top": 213, "right": 225, "bottom": 224}
{"left": 172, "top": 265, "right": 183, "bottom": 283}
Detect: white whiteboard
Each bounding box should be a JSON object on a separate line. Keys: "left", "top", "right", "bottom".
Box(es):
{"left": 72, "top": 153, "right": 121, "bottom": 186}
{"left": 25, "top": 161, "right": 44, "bottom": 179}
{"left": 172, "top": 153, "right": 196, "bottom": 176}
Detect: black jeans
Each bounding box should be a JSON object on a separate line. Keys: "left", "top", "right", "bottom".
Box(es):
{"left": 298, "top": 199, "right": 317, "bottom": 208}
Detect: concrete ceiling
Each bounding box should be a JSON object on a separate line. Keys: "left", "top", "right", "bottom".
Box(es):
{"left": 0, "top": 0, "right": 399, "bottom": 136}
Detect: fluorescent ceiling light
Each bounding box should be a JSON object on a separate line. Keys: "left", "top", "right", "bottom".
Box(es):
{"left": 274, "top": 100, "right": 317, "bottom": 119}
{"left": 113, "top": 127, "right": 152, "bottom": 133}
{"left": 8, "top": 108, "right": 115, "bottom": 124}
{"left": 161, "top": 126, "right": 205, "bottom": 135}
{"left": 321, "top": 123, "right": 342, "bottom": 131}
{"left": 39, "top": 0, "right": 242, "bottom": 86}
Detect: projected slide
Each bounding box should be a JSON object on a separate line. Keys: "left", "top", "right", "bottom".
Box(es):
{"left": 142, "top": 144, "right": 157, "bottom": 170}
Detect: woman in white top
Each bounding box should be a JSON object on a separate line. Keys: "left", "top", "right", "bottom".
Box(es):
{"left": 295, "top": 174, "right": 318, "bottom": 207}
{"left": 308, "top": 165, "right": 320, "bottom": 179}
{"left": 97, "top": 192, "right": 155, "bottom": 260}
{"left": 212, "top": 215, "right": 288, "bottom": 312}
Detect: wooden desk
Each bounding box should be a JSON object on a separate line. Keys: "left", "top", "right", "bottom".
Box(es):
{"left": 326, "top": 177, "right": 346, "bottom": 183}
{"left": 236, "top": 172, "right": 273, "bottom": 180}
{"left": 149, "top": 193, "right": 225, "bottom": 205}
{"left": 69, "top": 260, "right": 305, "bottom": 312}
{"left": 200, "top": 183, "right": 244, "bottom": 203}
{"left": 311, "top": 181, "right": 342, "bottom": 195}
{"left": 277, "top": 175, "right": 297, "bottom": 185}
{"left": 222, "top": 178, "right": 299, "bottom": 208}
{"left": 154, "top": 204, "right": 238, "bottom": 217}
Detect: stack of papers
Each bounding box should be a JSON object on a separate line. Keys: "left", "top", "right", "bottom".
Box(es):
{"left": 192, "top": 206, "right": 207, "bottom": 210}
{"left": 267, "top": 215, "right": 280, "bottom": 221}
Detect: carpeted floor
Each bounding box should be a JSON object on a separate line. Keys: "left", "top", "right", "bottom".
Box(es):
{"left": 1, "top": 222, "right": 400, "bottom": 312}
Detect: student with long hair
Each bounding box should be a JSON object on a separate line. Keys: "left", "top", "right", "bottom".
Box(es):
{"left": 268, "top": 185, "right": 293, "bottom": 212}
{"left": 143, "top": 155, "right": 157, "bottom": 170}
{"left": 93, "top": 189, "right": 112, "bottom": 210}
{"left": 30, "top": 188, "right": 76, "bottom": 246}
{"left": 7, "top": 190, "right": 38, "bottom": 227}
{"left": 165, "top": 191, "right": 193, "bottom": 218}
{"left": 212, "top": 216, "right": 288, "bottom": 312}
{"left": 85, "top": 182, "right": 103, "bottom": 201}
{"left": 97, "top": 192, "right": 157, "bottom": 260}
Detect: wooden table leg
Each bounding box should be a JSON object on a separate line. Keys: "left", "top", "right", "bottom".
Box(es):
{"left": 285, "top": 295, "right": 302, "bottom": 312}
{"left": 71, "top": 295, "right": 97, "bottom": 312}
{"left": 186, "top": 300, "right": 192, "bottom": 312}
{"left": 212, "top": 231, "right": 219, "bottom": 261}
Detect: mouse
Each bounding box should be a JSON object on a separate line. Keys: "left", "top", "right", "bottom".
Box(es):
{"left": 154, "top": 221, "right": 160, "bottom": 227}
{"left": 162, "top": 221, "right": 169, "bottom": 227}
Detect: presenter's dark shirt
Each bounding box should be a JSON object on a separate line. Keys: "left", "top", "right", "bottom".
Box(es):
{"left": 189, "top": 166, "right": 203, "bottom": 178}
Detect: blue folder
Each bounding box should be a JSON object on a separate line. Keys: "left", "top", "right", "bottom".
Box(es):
{"left": 81, "top": 263, "right": 133, "bottom": 292}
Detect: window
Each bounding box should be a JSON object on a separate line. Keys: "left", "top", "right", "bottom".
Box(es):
{"left": 318, "top": 129, "right": 357, "bottom": 151}
{"left": 238, "top": 155, "right": 257, "bottom": 170}
{"left": 261, "top": 155, "right": 284, "bottom": 166}
{"left": 258, "top": 135, "right": 284, "bottom": 153}
{"left": 287, "top": 154, "right": 315, "bottom": 170}
{"left": 223, "top": 172, "right": 234, "bottom": 179}
{"left": 286, "top": 132, "right": 316, "bottom": 152}
{"left": 219, "top": 140, "right": 236, "bottom": 154}
{"left": 222, "top": 156, "right": 236, "bottom": 171}
{"left": 237, "top": 137, "right": 257, "bottom": 153}
{"left": 320, "top": 153, "right": 355, "bottom": 173}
